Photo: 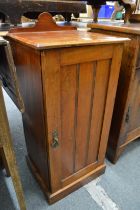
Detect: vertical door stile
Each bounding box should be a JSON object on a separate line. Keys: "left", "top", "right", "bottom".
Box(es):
{"left": 41, "top": 49, "right": 62, "bottom": 193}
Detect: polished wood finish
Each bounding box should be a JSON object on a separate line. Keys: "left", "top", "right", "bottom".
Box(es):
{"left": 130, "top": 14, "right": 140, "bottom": 22}
{"left": 6, "top": 14, "right": 127, "bottom": 203}
{"left": 89, "top": 22, "right": 140, "bottom": 163}
{"left": 0, "top": 81, "right": 26, "bottom": 210}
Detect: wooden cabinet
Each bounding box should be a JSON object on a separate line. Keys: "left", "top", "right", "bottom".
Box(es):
{"left": 89, "top": 23, "right": 140, "bottom": 163}
{"left": 7, "top": 26, "right": 127, "bottom": 203}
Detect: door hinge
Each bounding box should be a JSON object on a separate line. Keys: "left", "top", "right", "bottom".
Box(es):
{"left": 125, "top": 105, "right": 130, "bottom": 123}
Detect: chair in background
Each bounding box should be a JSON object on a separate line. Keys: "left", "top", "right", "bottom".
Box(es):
{"left": 0, "top": 37, "right": 26, "bottom": 210}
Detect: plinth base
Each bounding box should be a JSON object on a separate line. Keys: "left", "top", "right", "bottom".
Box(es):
{"left": 27, "top": 156, "right": 106, "bottom": 204}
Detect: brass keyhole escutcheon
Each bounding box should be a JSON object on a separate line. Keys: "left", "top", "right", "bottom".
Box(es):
{"left": 51, "top": 130, "right": 59, "bottom": 148}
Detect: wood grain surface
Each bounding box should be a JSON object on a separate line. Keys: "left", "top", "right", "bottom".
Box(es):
{"left": 5, "top": 15, "right": 127, "bottom": 202}
{"left": 89, "top": 22, "right": 140, "bottom": 163}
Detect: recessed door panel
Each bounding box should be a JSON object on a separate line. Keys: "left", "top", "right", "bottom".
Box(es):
{"left": 60, "top": 60, "right": 111, "bottom": 179}
{"left": 127, "top": 69, "right": 140, "bottom": 133}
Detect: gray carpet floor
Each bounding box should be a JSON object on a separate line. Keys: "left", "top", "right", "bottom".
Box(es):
{"left": 0, "top": 89, "right": 140, "bottom": 210}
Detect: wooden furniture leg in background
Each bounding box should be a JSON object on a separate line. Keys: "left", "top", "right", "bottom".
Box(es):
{"left": 90, "top": 1, "right": 136, "bottom": 23}
{"left": 124, "top": 3, "right": 136, "bottom": 23}
{"left": 0, "top": 82, "right": 26, "bottom": 210}
{"left": 91, "top": 6, "right": 101, "bottom": 22}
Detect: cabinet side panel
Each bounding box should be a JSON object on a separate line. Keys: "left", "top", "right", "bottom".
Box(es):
{"left": 10, "top": 41, "right": 50, "bottom": 189}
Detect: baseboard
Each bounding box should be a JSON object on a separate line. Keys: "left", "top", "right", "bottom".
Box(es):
{"left": 27, "top": 156, "right": 106, "bottom": 204}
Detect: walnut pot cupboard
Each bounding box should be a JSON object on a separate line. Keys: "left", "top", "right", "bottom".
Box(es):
{"left": 89, "top": 23, "right": 140, "bottom": 163}
{"left": 6, "top": 30, "right": 127, "bottom": 203}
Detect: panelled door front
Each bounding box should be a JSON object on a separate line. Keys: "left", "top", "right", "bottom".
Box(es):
{"left": 121, "top": 43, "right": 140, "bottom": 143}
{"left": 41, "top": 44, "right": 122, "bottom": 193}
{"left": 125, "top": 67, "right": 140, "bottom": 139}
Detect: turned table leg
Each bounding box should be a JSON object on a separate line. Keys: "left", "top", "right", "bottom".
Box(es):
{"left": 91, "top": 6, "right": 101, "bottom": 23}
{"left": 124, "top": 4, "right": 136, "bottom": 23}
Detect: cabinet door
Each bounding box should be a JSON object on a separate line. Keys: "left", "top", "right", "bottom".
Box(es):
{"left": 126, "top": 68, "right": 140, "bottom": 138}
{"left": 41, "top": 45, "right": 122, "bottom": 193}
{"left": 123, "top": 46, "right": 140, "bottom": 143}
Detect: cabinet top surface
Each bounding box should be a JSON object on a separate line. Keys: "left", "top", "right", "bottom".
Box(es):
{"left": 88, "top": 22, "right": 140, "bottom": 35}
{"left": 7, "top": 30, "right": 129, "bottom": 50}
